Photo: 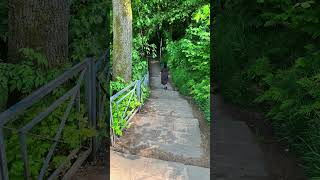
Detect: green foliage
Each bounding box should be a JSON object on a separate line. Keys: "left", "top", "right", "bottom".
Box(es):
{"left": 0, "top": 48, "right": 96, "bottom": 179}
{"left": 110, "top": 77, "right": 150, "bottom": 136}
{"left": 0, "top": 0, "right": 110, "bottom": 178}
{"left": 0, "top": 48, "right": 70, "bottom": 103}
{"left": 69, "top": 0, "right": 108, "bottom": 62}
{"left": 165, "top": 4, "right": 210, "bottom": 123}
{"left": 131, "top": 0, "right": 208, "bottom": 59}
{"left": 132, "top": 37, "right": 150, "bottom": 81}
{"left": 111, "top": 93, "right": 141, "bottom": 136}
{"left": 5, "top": 103, "right": 95, "bottom": 179}
{"left": 216, "top": 0, "right": 320, "bottom": 178}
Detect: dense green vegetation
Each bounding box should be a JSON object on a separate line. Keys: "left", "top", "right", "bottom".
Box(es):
{"left": 0, "top": 0, "right": 109, "bottom": 178}
{"left": 216, "top": 0, "right": 320, "bottom": 177}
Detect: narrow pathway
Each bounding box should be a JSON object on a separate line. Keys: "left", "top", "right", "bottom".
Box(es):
{"left": 111, "top": 60, "right": 210, "bottom": 179}
{"left": 213, "top": 95, "right": 269, "bottom": 179}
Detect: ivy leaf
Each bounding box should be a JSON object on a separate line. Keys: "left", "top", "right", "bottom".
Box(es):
{"left": 301, "top": 2, "right": 311, "bottom": 8}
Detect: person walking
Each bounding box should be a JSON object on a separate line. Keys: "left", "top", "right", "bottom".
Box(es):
{"left": 161, "top": 63, "right": 169, "bottom": 90}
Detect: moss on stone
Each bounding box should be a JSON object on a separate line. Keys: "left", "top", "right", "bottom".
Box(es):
{"left": 122, "top": 0, "right": 132, "bottom": 19}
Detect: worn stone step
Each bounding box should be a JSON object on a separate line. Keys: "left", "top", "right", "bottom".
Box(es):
{"left": 143, "top": 99, "right": 194, "bottom": 118}
{"left": 133, "top": 114, "right": 199, "bottom": 127}
{"left": 110, "top": 150, "right": 210, "bottom": 180}
{"left": 150, "top": 76, "right": 174, "bottom": 89}
{"left": 150, "top": 89, "right": 181, "bottom": 99}
{"left": 118, "top": 114, "right": 204, "bottom": 160}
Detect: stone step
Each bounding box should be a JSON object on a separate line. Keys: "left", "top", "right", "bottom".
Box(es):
{"left": 119, "top": 115, "right": 204, "bottom": 160}
{"left": 150, "top": 76, "right": 174, "bottom": 90}
{"left": 133, "top": 114, "right": 199, "bottom": 126}
{"left": 150, "top": 89, "right": 181, "bottom": 99}
{"left": 143, "top": 99, "right": 194, "bottom": 118}
{"left": 110, "top": 150, "right": 210, "bottom": 180}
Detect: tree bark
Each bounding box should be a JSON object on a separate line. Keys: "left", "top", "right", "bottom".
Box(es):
{"left": 112, "top": 0, "right": 132, "bottom": 82}
{"left": 8, "top": 0, "right": 69, "bottom": 67}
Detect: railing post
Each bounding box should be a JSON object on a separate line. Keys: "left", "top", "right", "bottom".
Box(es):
{"left": 19, "top": 132, "right": 30, "bottom": 180}
{"left": 0, "top": 128, "right": 9, "bottom": 180}
{"left": 145, "top": 71, "right": 149, "bottom": 87}
{"left": 86, "top": 58, "right": 97, "bottom": 162}
{"left": 110, "top": 101, "right": 115, "bottom": 146}
{"left": 136, "top": 80, "right": 142, "bottom": 111}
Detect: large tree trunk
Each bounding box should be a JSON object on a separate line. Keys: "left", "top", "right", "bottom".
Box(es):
{"left": 112, "top": 0, "right": 132, "bottom": 82}
{"left": 8, "top": 0, "right": 69, "bottom": 67}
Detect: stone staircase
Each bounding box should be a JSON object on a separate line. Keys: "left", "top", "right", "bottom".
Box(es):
{"left": 110, "top": 60, "right": 210, "bottom": 179}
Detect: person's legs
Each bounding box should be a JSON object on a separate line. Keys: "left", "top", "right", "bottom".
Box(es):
{"left": 164, "top": 77, "right": 168, "bottom": 90}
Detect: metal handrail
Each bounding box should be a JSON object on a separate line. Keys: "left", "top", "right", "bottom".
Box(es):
{"left": 110, "top": 72, "right": 149, "bottom": 145}
{"left": 0, "top": 50, "right": 109, "bottom": 180}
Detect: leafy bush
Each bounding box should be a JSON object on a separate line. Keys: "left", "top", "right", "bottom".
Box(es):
{"left": 0, "top": 0, "right": 109, "bottom": 178}
{"left": 69, "top": 0, "right": 108, "bottom": 62}
{"left": 0, "top": 48, "right": 96, "bottom": 179}
{"left": 254, "top": 46, "right": 320, "bottom": 176}
{"left": 215, "top": 0, "right": 320, "bottom": 177}
{"left": 0, "top": 48, "right": 71, "bottom": 109}
{"left": 110, "top": 76, "right": 150, "bottom": 137}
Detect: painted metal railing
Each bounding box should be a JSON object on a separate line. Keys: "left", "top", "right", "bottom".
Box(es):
{"left": 110, "top": 72, "right": 149, "bottom": 145}
{"left": 0, "top": 50, "right": 109, "bottom": 180}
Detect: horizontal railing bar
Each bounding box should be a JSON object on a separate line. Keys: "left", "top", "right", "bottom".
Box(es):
{"left": 110, "top": 80, "right": 138, "bottom": 101}
{"left": 47, "top": 148, "right": 80, "bottom": 180}
{"left": 20, "top": 86, "right": 77, "bottom": 133}
{"left": 121, "top": 87, "right": 136, "bottom": 119}
{"left": 20, "top": 68, "right": 86, "bottom": 133}
{"left": 38, "top": 90, "right": 78, "bottom": 180}
{"left": 38, "top": 68, "right": 86, "bottom": 180}
{"left": 115, "top": 86, "right": 136, "bottom": 106}
{"left": 2, "top": 125, "right": 82, "bottom": 145}
{"left": 61, "top": 148, "right": 91, "bottom": 180}
{"left": 120, "top": 108, "right": 139, "bottom": 131}
{"left": 0, "top": 59, "right": 90, "bottom": 126}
